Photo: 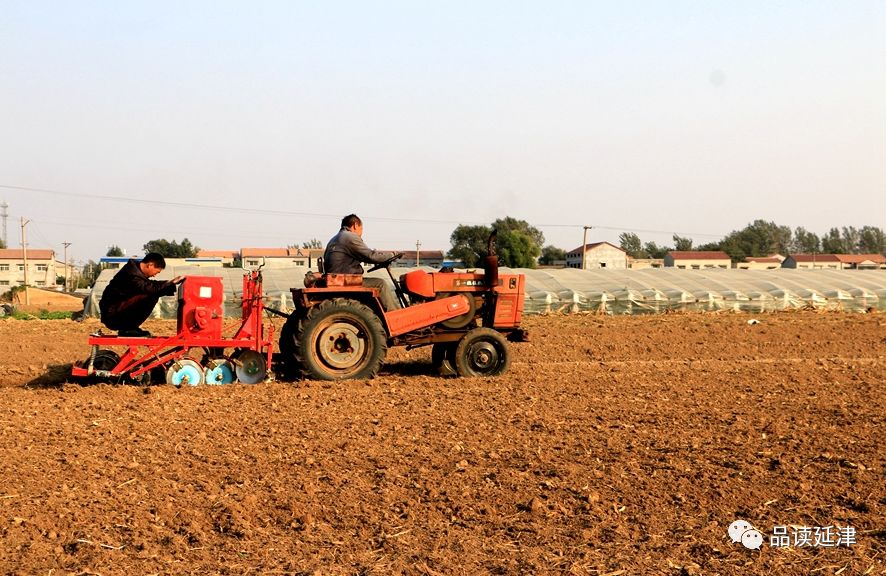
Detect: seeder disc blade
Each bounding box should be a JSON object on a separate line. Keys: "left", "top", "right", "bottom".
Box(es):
{"left": 166, "top": 359, "right": 205, "bottom": 387}
{"left": 203, "top": 359, "right": 235, "bottom": 385}
{"left": 234, "top": 350, "right": 267, "bottom": 384}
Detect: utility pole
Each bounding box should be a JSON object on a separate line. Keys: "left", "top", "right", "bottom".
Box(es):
{"left": 0, "top": 201, "right": 8, "bottom": 247}
{"left": 20, "top": 217, "right": 30, "bottom": 305}
{"left": 416, "top": 240, "right": 421, "bottom": 267}
{"left": 581, "top": 226, "right": 593, "bottom": 270}
{"left": 63, "top": 242, "right": 72, "bottom": 292}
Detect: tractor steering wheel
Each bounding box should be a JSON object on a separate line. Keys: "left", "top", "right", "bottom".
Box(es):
{"left": 367, "top": 252, "right": 404, "bottom": 273}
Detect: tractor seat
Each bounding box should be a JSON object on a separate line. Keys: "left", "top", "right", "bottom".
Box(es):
{"left": 304, "top": 270, "right": 364, "bottom": 288}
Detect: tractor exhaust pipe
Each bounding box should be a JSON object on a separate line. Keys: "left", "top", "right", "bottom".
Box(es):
{"left": 484, "top": 230, "right": 499, "bottom": 287}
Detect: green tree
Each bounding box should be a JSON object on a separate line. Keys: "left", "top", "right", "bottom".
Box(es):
{"left": 821, "top": 227, "right": 845, "bottom": 253}
{"left": 672, "top": 234, "right": 693, "bottom": 251}
{"left": 0, "top": 238, "right": 5, "bottom": 249}
{"left": 301, "top": 238, "right": 323, "bottom": 249}
{"left": 643, "top": 242, "right": 669, "bottom": 259}
{"left": 106, "top": 245, "right": 124, "bottom": 257}
{"left": 841, "top": 226, "right": 861, "bottom": 254}
{"left": 448, "top": 224, "right": 492, "bottom": 267}
{"left": 449, "top": 217, "right": 545, "bottom": 268}
{"left": 791, "top": 227, "right": 820, "bottom": 254}
{"left": 142, "top": 238, "right": 199, "bottom": 258}
{"left": 619, "top": 232, "right": 646, "bottom": 258}
{"left": 492, "top": 217, "right": 543, "bottom": 268}
{"left": 493, "top": 217, "right": 544, "bottom": 247}
{"left": 719, "top": 220, "right": 792, "bottom": 262}
{"left": 859, "top": 225, "right": 886, "bottom": 255}
{"left": 497, "top": 231, "right": 536, "bottom": 267}
{"left": 79, "top": 260, "right": 101, "bottom": 288}
{"left": 539, "top": 245, "right": 567, "bottom": 265}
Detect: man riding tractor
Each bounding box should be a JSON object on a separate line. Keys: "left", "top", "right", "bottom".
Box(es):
{"left": 280, "top": 224, "right": 526, "bottom": 381}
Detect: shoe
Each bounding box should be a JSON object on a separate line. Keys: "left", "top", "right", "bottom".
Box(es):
{"left": 118, "top": 328, "right": 152, "bottom": 337}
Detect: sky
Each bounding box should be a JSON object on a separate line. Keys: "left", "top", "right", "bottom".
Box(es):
{"left": 1, "top": 1, "right": 884, "bottom": 265}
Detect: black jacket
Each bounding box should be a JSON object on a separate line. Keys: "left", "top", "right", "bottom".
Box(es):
{"left": 99, "top": 259, "right": 176, "bottom": 315}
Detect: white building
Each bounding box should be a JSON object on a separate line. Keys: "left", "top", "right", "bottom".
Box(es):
{"left": 782, "top": 254, "right": 886, "bottom": 270}
{"left": 737, "top": 255, "right": 785, "bottom": 270}
{"left": 664, "top": 251, "right": 732, "bottom": 269}
{"left": 0, "top": 248, "right": 58, "bottom": 289}
{"left": 240, "top": 248, "right": 323, "bottom": 269}
{"left": 565, "top": 242, "right": 628, "bottom": 269}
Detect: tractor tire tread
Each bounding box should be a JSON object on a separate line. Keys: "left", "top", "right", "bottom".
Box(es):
{"left": 293, "top": 297, "right": 387, "bottom": 381}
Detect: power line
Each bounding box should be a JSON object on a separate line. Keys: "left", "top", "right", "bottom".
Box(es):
{"left": 0, "top": 183, "right": 481, "bottom": 226}
{"left": 0, "top": 183, "right": 728, "bottom": 239}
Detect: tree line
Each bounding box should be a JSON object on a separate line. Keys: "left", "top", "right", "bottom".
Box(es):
{"left": 619, "top": 221, "right": 886, "bottom": 262}
{"left": 450, "top": 218, "right": 886, "bottom": 268}
{"left": 65, "top": 219, "right": 885, "bottom": 288}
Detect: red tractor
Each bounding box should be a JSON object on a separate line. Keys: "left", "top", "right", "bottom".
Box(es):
{"left": 72, "top": 237, "right": 526, "bottom": 384}
{"left": 280, "top": 237, "right": 527, "bottom": 380}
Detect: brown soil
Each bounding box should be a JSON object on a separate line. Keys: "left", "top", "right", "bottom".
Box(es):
{"left": 0, "top": 312, "right": 883, "bottom": 575}
{"left": 11, "top": 287, "right": 86, "bottom": 313}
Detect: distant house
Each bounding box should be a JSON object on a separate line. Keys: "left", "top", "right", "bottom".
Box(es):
{"left": 198, "top": 250, "right": 239, "bottom": 267}
{"left": 390, "top": 250, "right": 446, "bottom": 268}
{"left": 0, "top": 248, "right": 58, "bottom": 289}
{"left": 100, "top": 256, "right": 226, "bottom": 270}
{"left": 99, "top": 257, "right": 131, "bottom": 270}
{"left": 240, "top": 248, "right": 323, "bottom": 269}
{"left": 565, "top": 242, "right": 628, "bottom": 269}
{"left": 56, "top": 258, "right": 80, "bottom": 288}
{"left": 835, "top": 254, "right": 886, "bottom": 269}
{"left": 782, "top": 254, "right": 886, "bottom": 270}
{"left": 629, "top": 258, "right": 664, "bottom": 269}
{"left": 664, "top": 251, "right": 731, "bottom": 269}
{"left": 737, "top": 255, "right": 785, "bottom": 270}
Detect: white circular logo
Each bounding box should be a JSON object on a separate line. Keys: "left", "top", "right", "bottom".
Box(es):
{"left": 728, "top": 519, "right": 763, "bottom": 550}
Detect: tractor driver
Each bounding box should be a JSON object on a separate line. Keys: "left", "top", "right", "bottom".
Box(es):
{"left": 324, "top": 214, "right": 400, "bottom": 310}
{"left": 99, "top": 252, "right": 184, "bottom": 337}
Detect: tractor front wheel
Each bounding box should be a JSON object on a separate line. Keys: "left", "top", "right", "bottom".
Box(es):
{"left": 454, "top": 328, "right": 511, "bottom": 377}
{"left": 295, "top": 298, "right": 387, "bottom": 380}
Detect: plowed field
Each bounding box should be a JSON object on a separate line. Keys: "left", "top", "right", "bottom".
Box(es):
{"left": 0, "top": 312, "right": 884, "bottom": 575}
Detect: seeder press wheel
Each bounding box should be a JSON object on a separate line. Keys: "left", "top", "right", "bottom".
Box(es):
{"left": 166, "top": 359, "right": 205, "bottom": 386}
{"left": 203, "top": 359, "right": 235, "bottom": 385}
{"left": 232, "top": 350, "right": 267, "bottom": 384}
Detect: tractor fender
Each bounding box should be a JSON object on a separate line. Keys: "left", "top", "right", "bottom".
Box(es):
{"left": 383, "top": 294, "right": 472, "bottom": 337}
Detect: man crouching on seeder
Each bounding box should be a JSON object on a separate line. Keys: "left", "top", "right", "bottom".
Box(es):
{"left": 99, "top": 252, "right": 184, "bottom": 337}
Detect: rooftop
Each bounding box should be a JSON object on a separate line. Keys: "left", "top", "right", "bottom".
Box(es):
{"left": 667, "top": 251, "right": 731, "bottom": 260}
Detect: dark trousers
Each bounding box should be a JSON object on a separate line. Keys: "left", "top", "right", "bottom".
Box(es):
{"left": 101, "top": 293, "right": 162, "bottom": 331}
{"left": 363, "top": 277, "right": 400, "bottom": 310}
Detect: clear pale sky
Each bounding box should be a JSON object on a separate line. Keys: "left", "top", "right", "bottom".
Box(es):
{"left": 1, "top": 1, "right": 883, "bottom": 264}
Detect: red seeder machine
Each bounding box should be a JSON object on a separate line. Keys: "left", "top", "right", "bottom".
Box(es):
{"left": 72, "top": 269, "right": 274, "bottom": 385}
{"left": 73, "top": 235, "right": 527, "bottom": 385}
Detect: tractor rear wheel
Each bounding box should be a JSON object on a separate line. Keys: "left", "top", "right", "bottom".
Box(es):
{"left": 294, "top": 298, "right": 387, "bottom": 380}
{"left": 436, "top": 292, "right": 477, "bottom": 329}
{"left": 454, "top": 328, "right": 511, "bottom": 377}
{"left": 279, "top": 312, "right": 303, "bottom": 379}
